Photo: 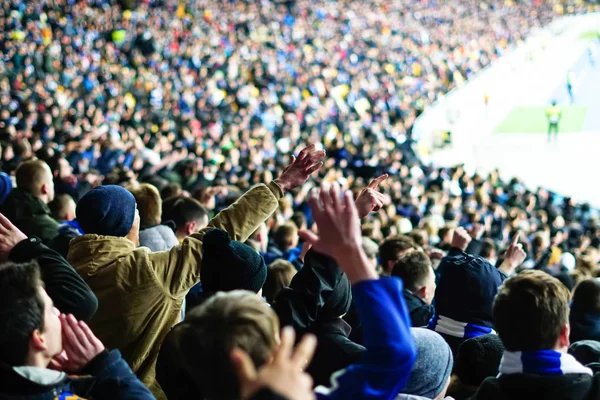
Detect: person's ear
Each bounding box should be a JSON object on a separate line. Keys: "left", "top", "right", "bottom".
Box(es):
{"left": 30, "top": 329, "right": 48, "bottom": 352}
{"left": 559, "top": 323, "right": 570, "bottom": 350}
{"left": 417, "top": 285, "right": 428, "bottom": 300}
{"left": 186, "top": 221, "right": 197, "bottom": 235}
{"left": 386, "top": 260, "right": 395, "bottom": 273}
{"left": 41, "top": 183, "right": 49, "bottom": 195}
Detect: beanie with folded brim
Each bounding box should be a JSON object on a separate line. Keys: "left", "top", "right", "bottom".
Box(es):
{"left": 76, "top": 185, "right": 137, "bottom": 237}
{"left": 201, "top": 228, "right": 267, "bottom": 293}
{"left": 402, "top": 328, "right": 453, "bottom": 398}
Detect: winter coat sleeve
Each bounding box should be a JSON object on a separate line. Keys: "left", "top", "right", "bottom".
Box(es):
{"left": 83, "top": 349, "right": 156, "bottom": 399}
{"left": 315, "top": 278, "right": 417, "bottom": 400}
{"left": 9, "top": 237, "right": 98, "bottom": 321}
{"left": 147, "top": 182, "right": 283, "bottom": 297}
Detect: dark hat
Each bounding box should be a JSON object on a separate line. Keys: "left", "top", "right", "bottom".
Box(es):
{"left": 569, "top": 340, "right": 600, "bottom": 367}
{"left": 455, "top": 334, "right": 505, "bottom": 386}
{"left": 435, "top": 250, "right": 504, "bottom": 328}
{"left": 403, "top": 328, "right": 454, "bottom": 398}
{"left": 201, "top": 228, "right": 267, "bottom": 293}
{"left": 0, "top": 172, "right": 13, "bottom": 205}
{"left": 76, "top": 185, "right": 137, "bottom": 237}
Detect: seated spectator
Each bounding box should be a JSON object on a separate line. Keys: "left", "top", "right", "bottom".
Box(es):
{"left": 471, "top": 270, "right": 599, "bottom": 399}
{"left": 428, "top": 229, "right": 525, "bottom": 354}
{"left": 0, "top": 260, "right": 153, "bottom": 399}
{"left": 263, "top": 259, "right": 297, "bottom": 304}
{"left": 128, "top": 183, "right": 179, "bottom": 252}
{"left": 448, "top": 334, "right": 505, "bottom": 400}
{"left": 392, "top": 250, "right": 436, "bottom": 327}
{"left": 48, "top": 194, "right": 81, "bottom": 258}
{"left": 1, "top": 160, "right": 58, "bottom": 243}
{"left": 67, "top": 146, "right": 323, "bottom": 399}
{"left": 157, "top": 228, "right": 268, "bottom": 400}
{"left": 570, "top": 279, "right": 600, "bottom": 343}
{"left": 379, "top": 235, "right": 416, "bottom": 275}
{"left": 397, "top": 328, "right": 454, "bottom": 400}
{"left": 161, "top": 196, "right": 209, "bottom": 242}
{"left": 166, "top": 184, "right": 416, "bottom": 399}
{"left": 264, "top": 222, "right": 303, "bottom": 268}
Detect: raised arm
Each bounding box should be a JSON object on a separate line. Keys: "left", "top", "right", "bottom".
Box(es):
{"left": 148, "top": 145, "right": 326, "bottom": 296}
{"left": 0, "top": 213, "right": 98, "bottom": 321}
{"left": 299, "top": 183, "right": 416, "bottom": 400}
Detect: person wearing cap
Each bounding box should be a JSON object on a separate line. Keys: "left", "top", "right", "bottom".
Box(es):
{"left": 67, "top": 145, "right": 325, "bottom": 400}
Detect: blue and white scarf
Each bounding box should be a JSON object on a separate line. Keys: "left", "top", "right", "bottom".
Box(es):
{"left": 499, "top": 350, "right": 592, "bottom": 376}
{"left": 427, "top": 314, "right": 495, "bottom": 339}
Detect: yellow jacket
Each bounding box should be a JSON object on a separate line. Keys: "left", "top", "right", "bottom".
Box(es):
{"left": 68, "top": 182, "right": 283, "bottom": 399}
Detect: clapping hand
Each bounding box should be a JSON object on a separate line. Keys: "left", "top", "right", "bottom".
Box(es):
{"left": 355, "top": 174, "right": 391, "bottom": 219}
{"left": 231, "top": 327, "right": 316, "bottom": 400}
{"left": 274, "top": 145, "right": 326, "bottom": 192}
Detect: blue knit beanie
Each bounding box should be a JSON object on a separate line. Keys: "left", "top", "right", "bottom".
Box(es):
{"left": 76, "top": 185, "right": 137, "bottom": 237}
{"left": 0, "top": 172, "right": 13, "bottom": 206}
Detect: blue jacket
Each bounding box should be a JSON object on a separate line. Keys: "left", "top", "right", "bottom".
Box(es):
{"left": 314, "top": 278, "right": 417, "bottom": 400}
{"left": 0, "top": 350, "right": 155, "bottom": 400}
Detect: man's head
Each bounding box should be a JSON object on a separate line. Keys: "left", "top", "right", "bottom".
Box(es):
{"left": 480, "top": 239, "right": 497, "bottom": 262}
{"left": 162, "top": 196, "right": 209, "bottom": 240}
{"left": 15, "top": 159, "right": 55, "bottom": 203}
{"left": 379, "top": 235, "right": 416, "bottom": 274}
{"left": 76, "top": 185, "right": 140, "bottom": 245}
{"left": 494, "top": 270, "right": 570, "bottom": 352}
{"left": 127, "top": 183, "right": 162, "bottom": 229}
{"left": 48, "top": 194, "right": 76, "bottom": 222}
{"left": 571, "top": 279, "right": 600, "bottom": 315}
{"left": 169, "top": 291, "right": 279, "bottom": 399}
{"left": 392, "top": 250, "right": 436, "bottom": 304}
{"left": 274, "top": 223, "right": 299, "bottom": 252}
{"left": 0, "top": 261, "right": 62, "bottom": 367}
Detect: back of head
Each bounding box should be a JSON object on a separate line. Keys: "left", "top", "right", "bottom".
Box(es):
{"left": 392, "top": 250, "right": 432, "bottom": 293}
{"left": 379, "top": 235, "right": 416, "bottom": 273}
{"left": 15, "top": 159, "right": 51, "bottom": 197}
{"left": 571, "top": 279, "right": 600, "bottom": 314}
{"left": 480, "top": 239, "right": 496, "bottom": 260}
{"left": 274, "top": 223, "right": 298, "bottom": 251}
{"left": 128, "top": 183, "right": 162, "bottom": 228}
{"left": 0, "top": 261, "right": 44, "bottom": 365}
{"left": 48, "top": 194, "right": 76, "bottom": 221}
{"left": 171, "top": 291, "right": 279, "bottom": 399}
{"left": 403, "top": 328, "right": 453, "bottom": 398}
{"left": 201, "top": 229, "right": 267, "bottom": 293}
{"left": 263, "top": 260, "right": 297, "bottom": 304}
{"left": 454, "top": 334, "right": 505, "bottom": 387}
{"left": 162, "top": 195, "right": 208, "bottom": 231}
{"left": 76, "top": 185, "right": 137, "bottom": 237}
{"left": 493, "top": 270, "right": 570, "bottom": 351}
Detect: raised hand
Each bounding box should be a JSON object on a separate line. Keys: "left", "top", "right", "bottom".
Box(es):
{"left": 467, "top": 223, "right": 485, "bottom": 240}
{"left": 499, "top": 233, "right": 527, "bottom": 276}
{"left": 50, "top": 314, "right": 105, "bottom": 373}
{"left": 231, "top": 327, "right": 316, "bottom": 400}
{"left": 451, "top": 227, "right": 472, "bottom": 251}
{"left": 274, "top": 144, "right": 326, "bottom": 192}
{"left": 298, "top": 182, "right": 378, "bottom": 283}
{"left": 0, "top": 213, "right": 27, "bottom": 261}
{"left": 355, "top": 174, "right": 391, "bottom": 219}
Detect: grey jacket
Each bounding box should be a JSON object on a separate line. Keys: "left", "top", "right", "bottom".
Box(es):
{"left": 139, "top": 225, "right": 179, "bottom": 252}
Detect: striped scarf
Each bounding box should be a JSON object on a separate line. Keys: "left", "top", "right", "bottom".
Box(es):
{"left": 427, "top": 314, "right": 495, "bottom": 339}
{"left": 499, "top": 350, "right": 592, "bottom": 376}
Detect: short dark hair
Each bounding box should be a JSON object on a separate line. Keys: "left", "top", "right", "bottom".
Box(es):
{"left": 162, "top": 196, "right": 209, "bottom": 230}
{"left": 274, "top": 223, "right": 298, "bottom": 250}
{"left": 48, "top": 193, "right": 75, "bottom": 221}
{"left": 379, "top": 235, "right": 415, "bottom": 269}
{"left": 571, "top": 279, "right": 600, "bottom": 314}
{"left": 392, "top": 251, "right": 433, "bottom": 292}
{"left": 291, "top": 212, "right": 307, "bottom": 230}
{"left": 480, "top": 239, "right": 496, "bottom": 260}
{"left": 0, "top": 261, "right": 45, "bottom": 365}
{"left": 170, "top": 291, "right": 279, "bottom": 399}
{"left": 493, "top": 270, "right": 570, "bottom": 351}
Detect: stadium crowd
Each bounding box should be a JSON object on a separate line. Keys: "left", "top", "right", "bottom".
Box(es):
{"left": 2, "top": 0, "right": 600, "bottom": 400}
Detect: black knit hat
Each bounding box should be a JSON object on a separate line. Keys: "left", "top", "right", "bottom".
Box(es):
{"left": 201, "top": 228, "right": 267, "bottom": 293}
{"left": 455, "top": 334, "right": 505, "bottom": 386}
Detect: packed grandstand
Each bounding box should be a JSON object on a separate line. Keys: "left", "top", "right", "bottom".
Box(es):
{"left": 1, "top": 1, "right": 600, "bottom": 400}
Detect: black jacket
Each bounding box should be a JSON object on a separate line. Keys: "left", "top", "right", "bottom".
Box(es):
{"left": 0, "top": 350, "right": 154, "bottom": 400}
{"left": 469, "top": 373, "right": 600, "bottom": 400}
{"left": 403, "top": 289, "right": 435, "bottom": 327}
{"left": 571, "top": 311, "right": 600, "bottom": 343}
{"left": 1, "top": 189, "right": 59, "bottom": 243}
{"left": 9, "top": 237, "right": 97, "bottom": 322}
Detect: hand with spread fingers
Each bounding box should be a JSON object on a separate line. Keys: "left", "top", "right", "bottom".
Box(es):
{"left": 274, "top": 144, "right": 326, "bottom": 192}
{"left": 50, "top": 314, "right": 105, "bottom": 373}
{"left": 0, "top": 213, "right": 27, "bottom": 261}
{"left": 231, "top": 327, "right": 316, "bottom": 400}
{"left": 355, "top": 174, "right": 391, "bottom": 219}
